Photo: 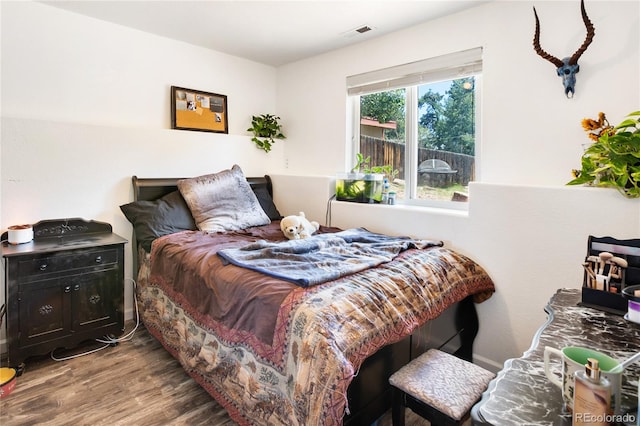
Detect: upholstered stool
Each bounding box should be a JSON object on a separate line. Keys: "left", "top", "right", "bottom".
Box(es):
{"left": 388, "top": 349, "right": 495, "bottom": 426}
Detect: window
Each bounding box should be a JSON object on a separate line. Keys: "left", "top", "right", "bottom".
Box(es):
{"left": 347, "top": 48, "right": 482, "bottom": 209}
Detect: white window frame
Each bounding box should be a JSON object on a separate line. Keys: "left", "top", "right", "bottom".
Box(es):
{"left": 347, "top": 48, "right": 483, "bottom": 210}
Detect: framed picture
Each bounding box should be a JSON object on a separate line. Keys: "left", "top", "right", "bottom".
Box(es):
{"left": 171, "top": 86, "right": 228, "bottom": 133}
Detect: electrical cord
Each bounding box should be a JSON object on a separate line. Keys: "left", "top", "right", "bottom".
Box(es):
{"left": 325, "top": 194, "right": 336, "bottom": 227}
{"left": 50, "top": 342, "right": 112, "bottom": 361}
{"left": 94, "top": 278, "right": 140, "bottom": 344}
{"left": 50, "top": 277, "right": 140, "bottom": 362}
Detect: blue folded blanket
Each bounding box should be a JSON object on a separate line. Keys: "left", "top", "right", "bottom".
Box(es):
{"left": 217, "top": 228, "right": 442, "bottom": 287}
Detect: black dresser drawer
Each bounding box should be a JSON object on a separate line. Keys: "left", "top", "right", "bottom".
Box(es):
{"left": 17, "top": 248, "right": 119, "bottom": 277}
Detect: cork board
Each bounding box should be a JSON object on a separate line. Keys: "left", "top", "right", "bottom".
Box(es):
{"left": 171, "top": 86, "right": 228, "bottom": 133}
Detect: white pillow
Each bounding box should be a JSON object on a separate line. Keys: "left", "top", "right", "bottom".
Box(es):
{"left": 177, "top": 165, "right": 271, "bottom": 232}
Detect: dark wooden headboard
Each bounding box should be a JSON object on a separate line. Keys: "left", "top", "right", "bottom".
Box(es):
{"left": 129, "top": 175, "right": 274, "bottom": 275}
{"left": 132, "top": 175, "right": 274, "bottom": 202}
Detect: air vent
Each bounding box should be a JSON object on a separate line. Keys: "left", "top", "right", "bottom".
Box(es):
{"left": 340, "top": 24, "right": 376, "bottom": 38}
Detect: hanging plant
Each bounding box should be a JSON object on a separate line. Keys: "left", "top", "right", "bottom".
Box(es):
{"left": 247, "top": 114, "right": 286, "bottom": 153}
{"left": 568, "top": 111, "right": 640, "bottom": 198}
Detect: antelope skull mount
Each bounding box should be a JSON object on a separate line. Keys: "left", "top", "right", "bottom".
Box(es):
{"left": 533, "top": 0, "right": 595, "bottom": 98}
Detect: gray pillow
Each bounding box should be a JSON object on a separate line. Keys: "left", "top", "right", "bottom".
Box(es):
{"left": 177, "top": 165, "right": 271, "bottom": 233}
{"left": 119, "top": 190, "right": 197, "bottom": 252}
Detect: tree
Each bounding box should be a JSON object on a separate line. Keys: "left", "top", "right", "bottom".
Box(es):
{"left": 360, "top": 90, "right": 405, "bottom": 140}
{"left": 360, "top": 90, "right": 405, "bottom": 123}
{"left": 418, "top": 90, "right": 444, "bottom": 149}
{"left": 359, "top": 78, "right": 475, "bottom": 152}
{"left": 433, "top": 78, "right": 475, "bottom": 155}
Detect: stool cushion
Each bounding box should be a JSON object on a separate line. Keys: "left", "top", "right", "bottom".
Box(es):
{"left": 389, "top": 349, "right": 495, "bottom": 421}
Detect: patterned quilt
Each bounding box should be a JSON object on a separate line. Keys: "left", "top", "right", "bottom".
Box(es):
{"left": 136, "top": 223, "right": 495, "bottom": 425}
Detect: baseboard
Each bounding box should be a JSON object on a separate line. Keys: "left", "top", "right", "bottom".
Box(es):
{"left": 472, "top": 353, "right": 503, "bottom": 373}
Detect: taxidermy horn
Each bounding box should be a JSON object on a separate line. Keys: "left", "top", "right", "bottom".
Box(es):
{"left": 533, "top": 0, "right": 595, "bottom": 98}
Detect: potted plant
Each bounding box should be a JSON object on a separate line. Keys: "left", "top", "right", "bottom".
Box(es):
{"left": 247, "top": 114, "right": 286, "bottom": 153}
{"left": 568, "top": 111, "right": 640, "bottom": 198}
{"left": 335, "top": 154, "right": 397, "bottom": 203}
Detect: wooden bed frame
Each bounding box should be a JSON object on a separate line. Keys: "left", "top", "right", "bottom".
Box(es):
{"left": 130, "top": 175, "right": 480, "bottom": 426}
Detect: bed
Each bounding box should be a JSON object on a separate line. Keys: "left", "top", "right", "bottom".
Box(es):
{"left": 120, "top": 165, "right": 495, "bottom": 425}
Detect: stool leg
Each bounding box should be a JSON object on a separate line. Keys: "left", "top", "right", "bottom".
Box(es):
{"left": 391, "top": 387, "right": 405, "bottom": 426}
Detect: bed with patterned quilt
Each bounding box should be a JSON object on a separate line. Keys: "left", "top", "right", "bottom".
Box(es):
{"left": 120, "top": 165, "right": 495, "bottom": 426}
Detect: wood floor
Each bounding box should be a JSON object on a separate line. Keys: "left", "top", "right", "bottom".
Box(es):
{"left": 0, "top": 323, "right": 432, "bottom": 425}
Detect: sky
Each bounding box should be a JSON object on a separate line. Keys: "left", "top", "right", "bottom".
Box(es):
{"left": 419, "top": 80, "right": 452, "bottom": 97}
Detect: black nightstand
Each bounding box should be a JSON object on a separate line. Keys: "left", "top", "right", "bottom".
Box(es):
{"left": 1, "top": 218, "right": 127, "bottom": 368}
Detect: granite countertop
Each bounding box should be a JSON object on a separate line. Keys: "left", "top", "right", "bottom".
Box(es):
{"left": 472, "top": 288, "right": 639, "bottom": 425}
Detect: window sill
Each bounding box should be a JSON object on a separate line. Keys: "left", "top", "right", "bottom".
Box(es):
{"left": 331, "top": 199, "right": 469, "bottom": 218}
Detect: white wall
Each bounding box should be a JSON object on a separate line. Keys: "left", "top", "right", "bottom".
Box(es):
{"left": 278, "top": 1, "right": 639, "bottom": 181}
{"left": 0, "top": 1, "right": 284, "bottom": 339}
{"left": 276, "top": 1, "right": 640, "bottom": 369}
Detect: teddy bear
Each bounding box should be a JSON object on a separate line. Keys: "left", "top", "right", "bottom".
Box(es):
{"left": 280, "top": 212, "right": 320, "bottom": 240}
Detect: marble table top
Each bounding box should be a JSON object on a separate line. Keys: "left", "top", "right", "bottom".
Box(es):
{"left": 472, "top": 288, "right": 639, "bottom": 425}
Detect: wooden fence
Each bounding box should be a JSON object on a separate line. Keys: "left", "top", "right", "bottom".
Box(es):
{"left": 359, "top": 135, "right": 474, "bottom": 187}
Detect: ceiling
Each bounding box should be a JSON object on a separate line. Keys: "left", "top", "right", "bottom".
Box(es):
{"left": 42, "top": 1, "right": 488, "bottom": 66}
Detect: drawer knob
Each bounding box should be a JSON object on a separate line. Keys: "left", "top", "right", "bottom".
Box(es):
{"left": 95, "top": 256, "right": 103, "bottom": 263}
{"left": 74, "top": 284, "right": 81, "bottom": 291}
{"left": 39, "top": 263, "right": 48, "bottom": 271}
{"left": 64, "top": 286, "right": 71, "bottom": 293}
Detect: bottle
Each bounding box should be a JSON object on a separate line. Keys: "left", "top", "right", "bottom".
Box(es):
{"left": 573, "top": 358, "right": 611, "bottom": 426}
{"left": 381, "top": 178, "right": 389, "bottom": 204}
{"left": 387, "top": 191, "right": 396, "bottom": 205}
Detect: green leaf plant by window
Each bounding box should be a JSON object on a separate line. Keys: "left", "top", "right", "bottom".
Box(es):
{"left": 347, "top": 47, "right": 482, "bottom": 209}
{"left": 568, "top": 111, "right": 640, "bottom": 198}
